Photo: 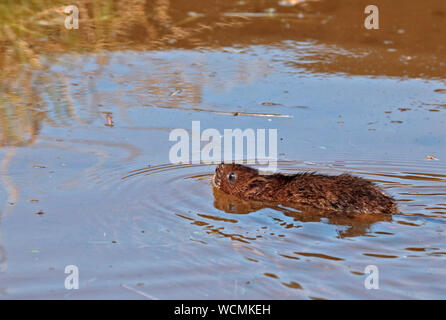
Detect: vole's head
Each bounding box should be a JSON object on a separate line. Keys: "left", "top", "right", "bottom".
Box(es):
{"left": 213, "top": 163, "right": 263, "bottom": 197}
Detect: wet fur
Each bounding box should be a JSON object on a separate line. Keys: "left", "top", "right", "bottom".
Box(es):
{"left": 213, "top": 163, "right": 398, "bottom": 215}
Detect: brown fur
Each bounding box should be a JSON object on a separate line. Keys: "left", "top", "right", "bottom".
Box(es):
{"left": 213, "top": 163, "right": 398, "bottom": 215}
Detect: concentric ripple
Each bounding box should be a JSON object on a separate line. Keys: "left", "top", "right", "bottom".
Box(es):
{"left": 93, "top": 159, "right": 445, "bottom": 298}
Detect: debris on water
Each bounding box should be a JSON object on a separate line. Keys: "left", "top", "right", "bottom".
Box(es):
{"left": 30, "top": 199, "right": 39, "bottom": 203}
{"left": 30, "top": 249, "right": 39, "bottom": 253}
{"left": 169, "top": 89, "right": 182, "bottom": 97}
{"left": 222, "top": 48, "right": 246, "bottom": 54}
{"left": 398, "top": 107, "right": 411, "bottom": 112}
{"left": 106, "top": 114, "right": 113, "bottom": 126}
{"left": 391, "top": 120, "right": 403, "bottom": 123}
{"left": 262, "top": 102, "right": 281, "bottom": 106}
{"left": 429, "top": 109, "right": 440, "bottom": 112}
{"left": 33, "top": 165, "right": 46, "bottom": 169}
{"left": 187, "top": 11, "right": 204, "bottom": 17}
{"left": 425, "top": 155, "right": 439, "bottom": 161}
{"left": 264, "top": 8, "right": 276, "bottom": 15}
{"left": 104, "top": 112, "right": 114, "bottom": 127}
{"left": 36, "top": 210, "right": 44, "bottom": 215}
{"left": 278, "top": 0, "right": 300, "bottom": 6}
{"left": 176, "top": 12, "right": 205, "bottom": 26}
{"left": 121, "top": 284, "right": 159, "bottom": 300}
{"left": 434, "top": 89, "right": 446, "bottom": 93}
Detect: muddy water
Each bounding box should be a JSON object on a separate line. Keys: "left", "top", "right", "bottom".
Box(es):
{"left": 0, "top": 0, "right": 446, "bottom": 299}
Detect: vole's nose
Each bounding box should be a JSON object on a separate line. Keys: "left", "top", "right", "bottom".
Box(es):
{"left": 213, "top": 172, "right": 221, "bottom": 188}
{"left": 213, "top": 165, "right": 223, "bottom": 187}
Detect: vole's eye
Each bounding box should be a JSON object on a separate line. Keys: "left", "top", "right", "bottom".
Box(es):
{"left": 228, "top": 172, "right": 236, "bottom": 181}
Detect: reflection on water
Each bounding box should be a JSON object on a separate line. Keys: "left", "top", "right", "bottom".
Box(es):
{"left": 212, "top": 187, "right": 392, "bottom": 238}
{"left": 114, "top": 160, "right": 446, "bottom": 298}
{"left": 0, "top": 70, "right": 44, "bottom": 147}
{"left": 0, "top": 0, "right": 445, "bottom": 299}
{"left": 2, "top": 0, "right": 446, "bottom": 147}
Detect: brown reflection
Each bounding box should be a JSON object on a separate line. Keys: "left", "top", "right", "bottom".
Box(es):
{"left": 1, "top": 0, "right": 445, "bottom": 78}
{"left": 0, "top": 106, "right": 42, "bottom": 147}
{"left": 0, "top": 0, "right": 444, "bottom": 147}
{"left": 213, "top": 187, "right": 269, "bottom": 214}
{"left": 213, "top": 187, "right": 392, "bottom": 238}
{"left": 0, "top": 67, "right": 45, "bottom": 147}
{"left": 291, "top": 0, "right": 446, "bottom": 79}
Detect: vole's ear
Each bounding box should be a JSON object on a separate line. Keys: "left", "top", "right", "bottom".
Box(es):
{"left": 245, "top": 176, "right": 268, "bottom": 197}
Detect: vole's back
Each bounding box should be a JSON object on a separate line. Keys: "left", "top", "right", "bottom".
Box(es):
{"left": 213, "top": 163, "right": 398, "bottom": 215}
{"left": 280, "top": 173, "right": 397, "bottom": 215}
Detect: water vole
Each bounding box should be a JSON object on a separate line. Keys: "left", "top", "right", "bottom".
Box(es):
{"left": 212, "top": 163, "right": 398, "bottom": 215}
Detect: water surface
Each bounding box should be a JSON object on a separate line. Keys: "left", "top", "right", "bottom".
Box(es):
{"left": 0, "top": 0, "right": 445, "bottom": 299}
